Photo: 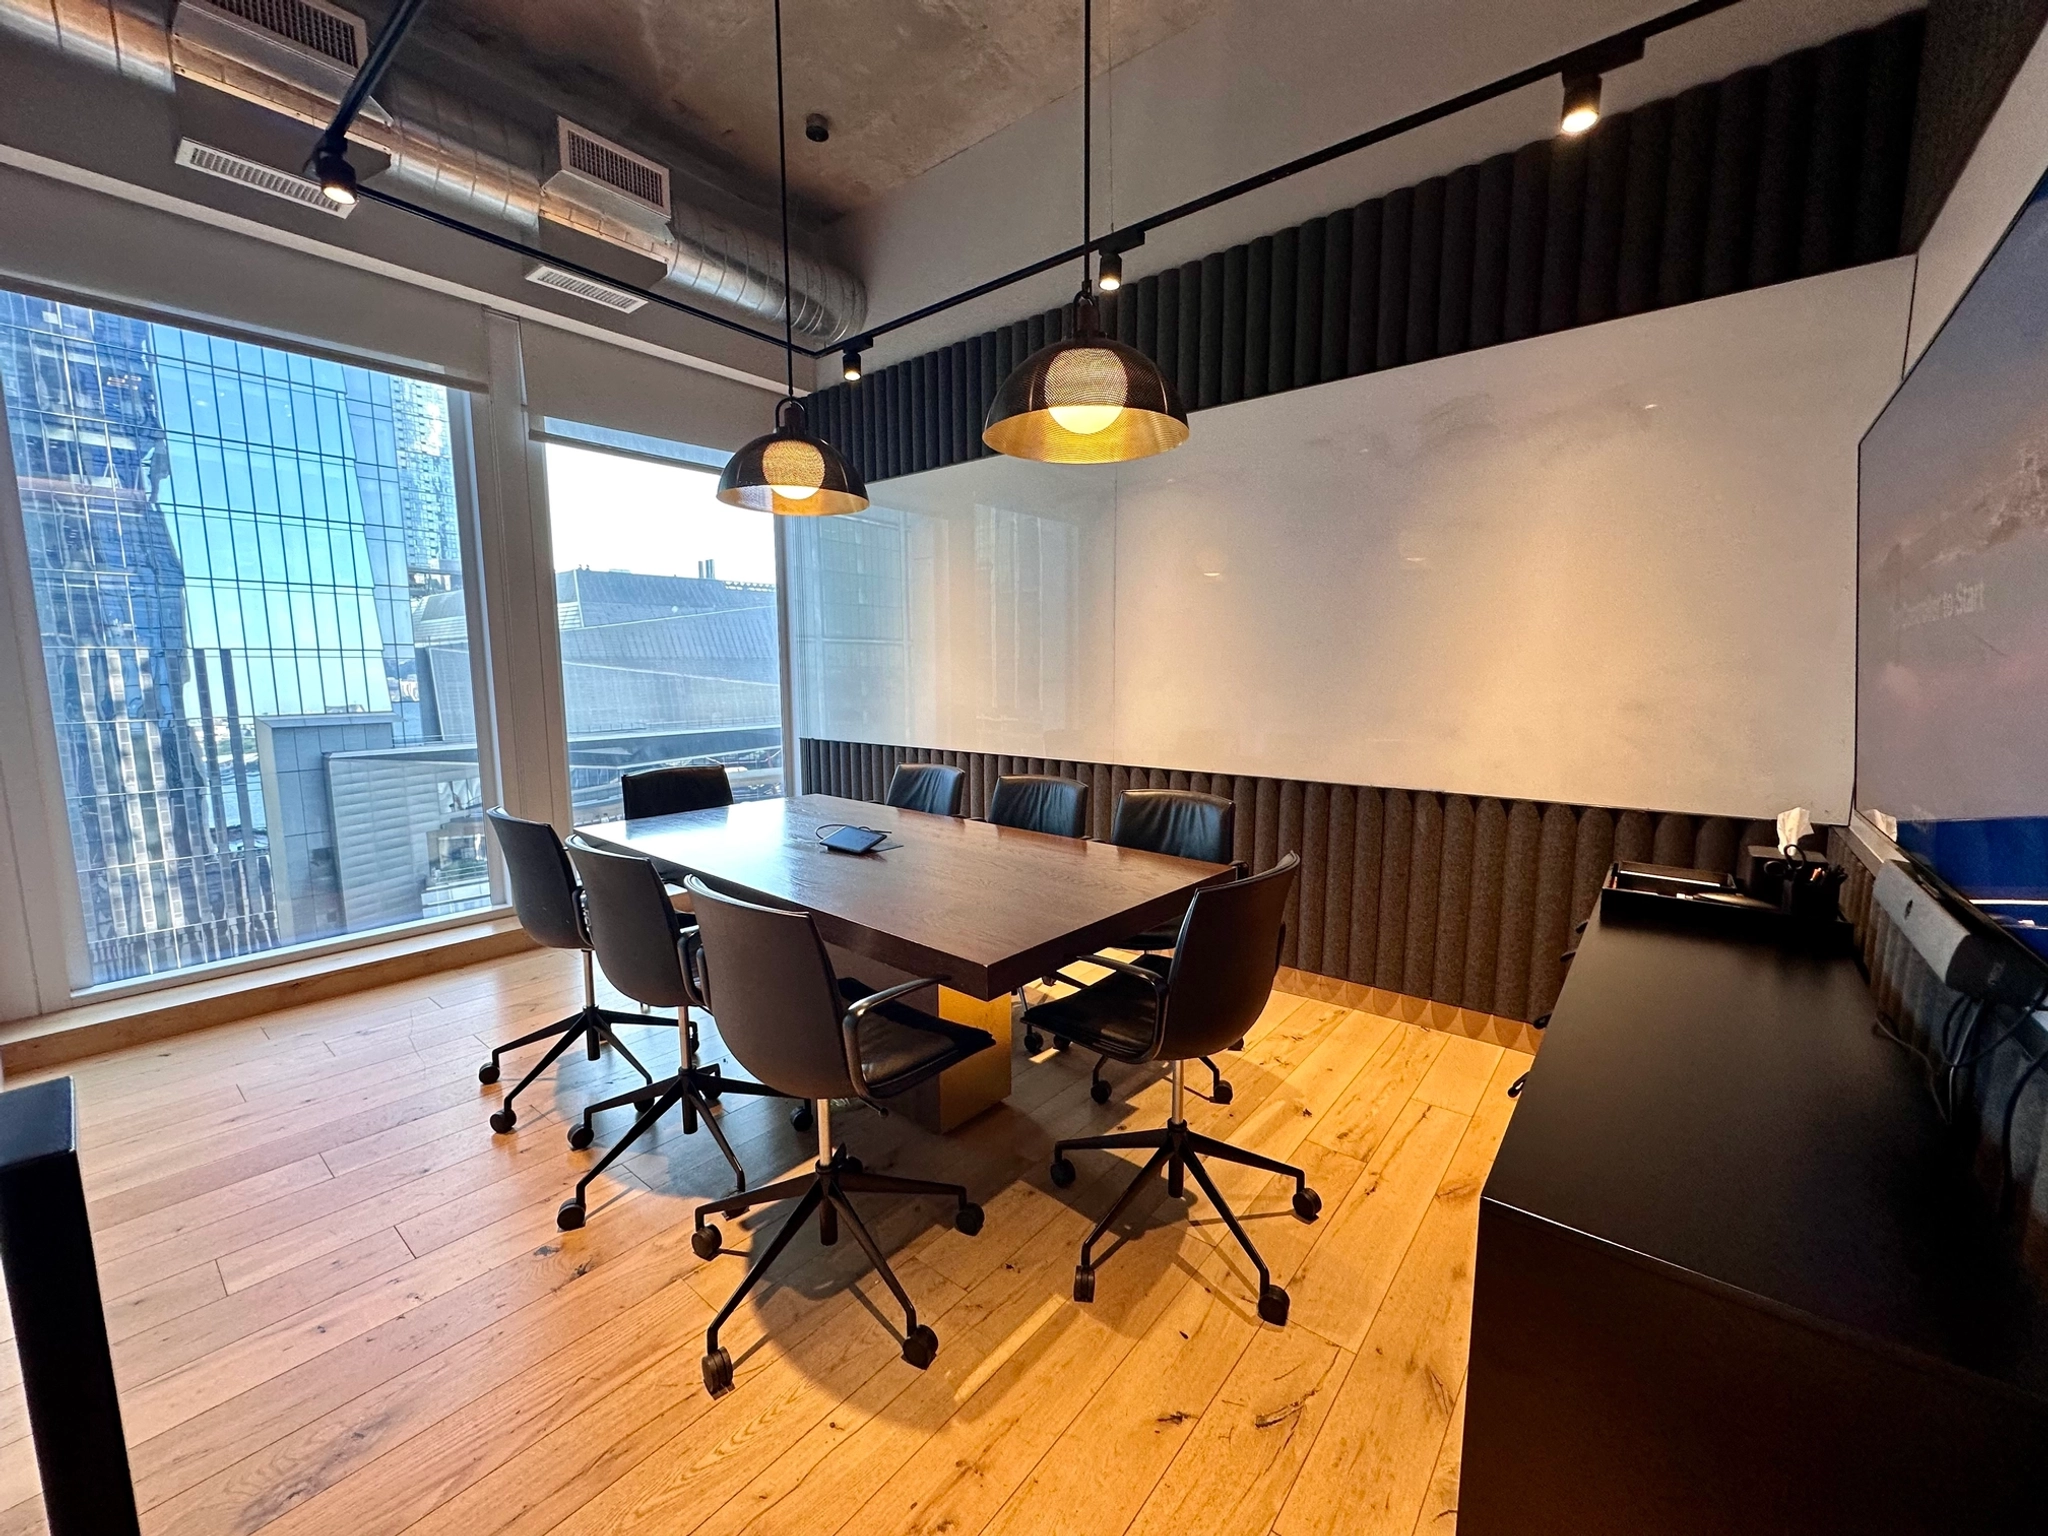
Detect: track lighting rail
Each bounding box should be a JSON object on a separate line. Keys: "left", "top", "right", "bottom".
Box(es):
{"left": 345, "top": 0, "right": 1747, "bottom": 365}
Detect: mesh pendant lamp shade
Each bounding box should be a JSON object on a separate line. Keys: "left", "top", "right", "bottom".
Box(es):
{"left": 983, "top": 298, "right": 1188, "bottom": 463}
{"left": 717, "top": 397, "right": 868, "bottom": 516}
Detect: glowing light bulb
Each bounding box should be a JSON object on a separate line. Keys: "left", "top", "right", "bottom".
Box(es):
{"left": 1560, "top": 104, "right": 1599, "bottom": 135}
{"left": 1048, "top": 402, "right": 1125, "bottom": 435}
{"left": 771, "top": 482, "right": 820, "bottom": 500}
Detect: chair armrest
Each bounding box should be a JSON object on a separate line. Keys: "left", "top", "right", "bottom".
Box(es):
{"left": 840, "top": 975, "right": 950, "bottom": 1105}
{"left": 1071, "top": 952, "right": 1170, "bottom": 995}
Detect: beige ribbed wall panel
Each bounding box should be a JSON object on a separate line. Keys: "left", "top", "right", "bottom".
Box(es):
{"left": 801, "top": 736, "right": 1775, "bottom": 1024}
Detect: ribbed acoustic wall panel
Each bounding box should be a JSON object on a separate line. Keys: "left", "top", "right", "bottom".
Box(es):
{"left": 800, "top": 737, "right": 1779, "bottom": 1026}
{"left": 811, "top": 14, "right": 1923, "bottom": 484}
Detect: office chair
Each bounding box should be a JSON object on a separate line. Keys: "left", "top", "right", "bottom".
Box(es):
{"left": 681, "top": 875, "right": 994, "bottom": 1397}
{"left": 620, "top": 764, "right": 734, "bottom": 819}
{"left": 988, "top": 774, "right": 1090, "bottom": 839}
{"left": 1029, "top": 853, "right": 1315, "bottom": 1322}
{"left": 554, "top": 841, "right": 809, "bottom": 1230}
{"left": 884, "top": 762, "right": 966, "bottom": 816}
{"left": 479, "top": 808, "right": 659, "bottom": 1132}
{"left": 1025, "top": 788, "right": 1243, "bottom": 1105}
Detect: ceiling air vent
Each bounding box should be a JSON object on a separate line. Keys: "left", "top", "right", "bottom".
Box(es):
{"left": 524, "top": 264, "right": 648, "bottom": 314}
{"left": 183, "top": 0, "right": 367, "bottom": 69}
{"left": 175, "top": 138, "right": 355, "bottom": 217}
{"left": 556, "top": 121, "right": 670, "bottom": 220}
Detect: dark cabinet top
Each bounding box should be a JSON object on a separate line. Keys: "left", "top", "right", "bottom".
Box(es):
{"left": 1486, "top": 907, "right": 2048, "bottom": 1401}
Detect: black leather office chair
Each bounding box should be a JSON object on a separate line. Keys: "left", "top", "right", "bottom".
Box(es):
{"left": 885, "top": 762, "right": 966, "bottom": 816}
{"left": 988, "top": 774, "right": 1090, "bottom": 839}
{"left": 479, "top": 808, "right": 657, "bottom": 1132}
{"left": 620, "top": 764, "right": 734, "bottom": 819}
{"left": 1029, "top": 853, "right": 1315, "bottom": 1322}
{"left": 682, "top": 875, "right": 994, "bottom": 1397}
{"left": 554, "top": 841, "right": 808, "bottom": 1230}
{"left": 1025, "top": 788, "right": 1243, "bottom": 1103}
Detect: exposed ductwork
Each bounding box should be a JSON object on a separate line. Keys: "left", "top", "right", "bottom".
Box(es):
{"left": 0, "top": 0, "right": 866, "bottom": 341}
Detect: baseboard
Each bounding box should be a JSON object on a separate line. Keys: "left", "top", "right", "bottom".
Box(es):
{"left": 0, "top": 918, "right": 538, "bottom": 1076}
{"left": 1275, "top": 966, "right": 1542, "bottom": 1056}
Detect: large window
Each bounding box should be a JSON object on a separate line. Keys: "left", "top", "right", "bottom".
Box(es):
{"left": 0, "top": 291, "right": 489, "bottom": 987}
{"left": 542, "top": 433, "right": 782, "bottom": 821}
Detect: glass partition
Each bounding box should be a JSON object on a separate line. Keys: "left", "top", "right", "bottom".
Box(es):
{"left": 0, "top": 291, "right": 490, "bottom": 987}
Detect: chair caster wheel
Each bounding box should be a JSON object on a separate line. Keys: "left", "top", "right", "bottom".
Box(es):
{"left": 1053, "top": 1035, "right": 1070, "bottom": 1051}
{"left": 1293, "top": 1187, "right": 1322, "bottom": 1221}
{"left": 1089, "top": 1079, "right": 1111, "bottom": 1105}
{"left": 700, "top": 1070, "right": 722, "bottom": 1104}
{"left": 702, "top": 1347, "right": 734, "bottom": 1397}
{"left": 692, "top": 1225, "right": 722, "bottom": 1260}
{"left": 1049, "top": 1156, "right": 1076, "bottom": 1188}
{"left": 1213, "top": 1081, "right": 1234, "bottom": 1104}
{"left": 1257, "top": 1284, "right": 1291, "bottom": 1326}
{"left": 843, "top": 1155, "right": 864, "bottom": 1174}
{"left": 790, "top": 1103, "right": 814, "bottom": 1132}
{"left": 477, "top": 1061, "right": 499, "bottom": 1084}
{"left": 901, "top": 1324, "right": 939, "bottom": 1370}
{"left": 1073, "top": 1266, "right": 1095, "bottom": 1303}
{"left": 556, "top": 1200, "right": 585, "bottom": 1231}
{"left": 1230, "top": 1037, "right": 1246, "bottom": 1051}
{"left": 954, "top": 1203, "right": 985, "bottom": 1236}
{"left": 1024, "top": 1028, "right": 1044, "bottom": 1053}
{"left": 489, "top": 1108, "right": 516, "bottom": 1135}
{"left": 567, "top": 1122, "right": 594, "bottom": 1151}
{"left": 633, "top": 1096, "right": 655, "bottom": 1115}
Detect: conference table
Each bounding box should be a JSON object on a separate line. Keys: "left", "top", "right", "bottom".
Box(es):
{"left": 576, "top": 792, "right": 1231, "bottom": 1131}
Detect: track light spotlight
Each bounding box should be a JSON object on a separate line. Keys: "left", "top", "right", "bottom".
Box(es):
{"left": 1560, "top": 72, "right": 1602, "bottom": 135}
{"left": 1097, "top": 248, "right": 1123, "bottom": 292}
{"left": 842, "top": 345, "right": 864, "bottom": 382}
{"left": 312, "top": 142, "right": 358, "bottom": 206}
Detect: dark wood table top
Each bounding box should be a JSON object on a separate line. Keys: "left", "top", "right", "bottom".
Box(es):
{"left": 575, "top": 793, "right": 1230, "bottom": 1000}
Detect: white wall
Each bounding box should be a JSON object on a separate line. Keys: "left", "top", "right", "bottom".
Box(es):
{"left": 835, "top": 0, "right": 1917, "bottom": 373}
{"left": 789, "top": 258, "right": 1917, "bottom": 823}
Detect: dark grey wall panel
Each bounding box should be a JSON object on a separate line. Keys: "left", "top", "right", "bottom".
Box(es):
{"left": 1617, "top": 96, "right": 1671, "bottom": 316}
{"left": 1199, "top": 252, "right": 1227, "bottom": 409}
{"left": 1406, "top": 176, "right": 1446, "bottom": 364}
{"left": 815, "top": 17, "right": 1923, "bottom": 479}
{"left": 1438, "top": 165, "right": 1478, "bottom": 356}
{"left": 1293, "top": 217, "right": 1325, "bottom": 391}
{"left": 1751, "top": 50, "right": 1816, "bottom": 288}
{"left": 1320, "top": 213, "right": 1352, "bottom": 383}
{"left": 1802, "top": 31, "right": 1869, "bottom": 276}
{"left": 1376, "top": 789, "right": 1414, "bottom": 989}
{"left": 1578, "top": 115, "right": 1630, "bottom": 325}
{"left": 1660, "top": 82, "right": 1719, "bottom": 307}
{"left": 1268, "top": 225, "right": 1299, "bottom": 391}
{"left": 1469, "top": 152, "right": 1514, "bottom": 348}
{"left": 1704, "top": 67, "right": 1768, "bottom": 298}
{"left": 1156, "top": 264, "right": 1182, "bottom": 402}
{"left": 1901, "top": 0, "right": 2048, "bottom": 249}
{"left": 1220, "top": 245, "right": 1248, "bottom": 404}
{"left": 1502, "top": 140, "right": 1549, "bottom": 342}
{"left": 1178, "top": 259, "right": 1205, "bottom": 406}
{"left": 1376, "top": 185, "right": 1413, "bottom": 371}
{"left": 1404, "top": 792, "right": 1444, "bottom": 995}
{"left": 1244, "top": 236, "right": 1272, "bottom": 398}
{"left": 1346, "top": 199, "right": 1384, "bottom": 375}
{"left": 1539, "top": 135, "right": 1586, "bottom": 333}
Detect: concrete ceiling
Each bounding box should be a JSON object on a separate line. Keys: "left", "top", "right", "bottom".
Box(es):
{"left": 427, "top": 0, "right": 1225, "bottom": 217}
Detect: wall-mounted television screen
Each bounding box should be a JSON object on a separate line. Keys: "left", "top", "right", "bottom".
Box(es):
{"left": 1858, "top": 175, "right": 2048, "bottom": 963}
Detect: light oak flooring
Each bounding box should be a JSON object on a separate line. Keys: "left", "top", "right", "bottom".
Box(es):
{"left": 0, "top": 946, "right": 1532, "bottom": 1536}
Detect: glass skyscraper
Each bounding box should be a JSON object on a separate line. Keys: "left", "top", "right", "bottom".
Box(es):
{"left": 0, "top": 290, "right": 486, "bottom": 986}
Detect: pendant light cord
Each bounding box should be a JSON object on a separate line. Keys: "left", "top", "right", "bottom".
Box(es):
{"left": 1081, "top": 0, "right": 1091, "bottom": 288}
{"left": 775, "top": 0, "right": 795, "bottom": 402}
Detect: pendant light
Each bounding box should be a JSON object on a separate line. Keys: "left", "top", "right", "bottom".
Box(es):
{"left": 718, "top": 0, "right": 867, "bottom": 516}
{"left": 983, "top": 0, "right": 1187, "bottom": 464}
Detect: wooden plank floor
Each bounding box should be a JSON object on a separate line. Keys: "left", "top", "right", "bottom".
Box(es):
{"left": 0, "top": 946, "right": 1531, "bottom": 1536}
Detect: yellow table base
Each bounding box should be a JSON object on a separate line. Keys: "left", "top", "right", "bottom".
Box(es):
{"left": 900, "top": 987, "right": 1014, "bottom": 1133}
